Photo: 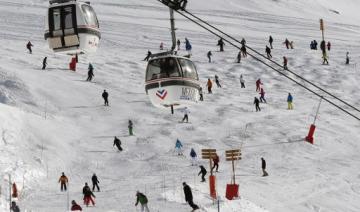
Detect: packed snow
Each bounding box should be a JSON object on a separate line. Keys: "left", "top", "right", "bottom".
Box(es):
{"left": 0, "top": 0, "right": 360, "bottom": 211}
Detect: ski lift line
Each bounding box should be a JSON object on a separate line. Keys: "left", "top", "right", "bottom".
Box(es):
{"left": 156, "top": 2, "right": 360, "bottom": 122}
{"left": 180, "top": 8, "right": 360, "bottom": 115}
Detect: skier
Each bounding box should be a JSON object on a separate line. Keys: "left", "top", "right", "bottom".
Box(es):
{"left": 261, "top": 157, "right": 268, "bottom": 177}
{"left": 240, "top": 74, "right": 245, "bottom": 88}
{"left": 83, "top": 186, "right": 96, "bottom": 206}
{"left": 265, "top": 46, "right": 272, "bottom": 59}
{"left": 327, "top": 41, "right": 331, "bottom": 51}
{"left": 71, "top": 200, "right": 82, "bottom": 211}
{"left": 58, "top": 172, "right": 68, "bottom": 191}
{"left": 181, "top": 107, "right": 190, "bottom": 123}
{"left": 87, "top": 63, "right": 94, "bottom": 81}
{"left": 92, "top": 173, "right": 100, "bottom": 192}
{"left": 10, "top": 201, "right": 20, "bottom": 212}
{"left": 82, "top": 182, "right": 90, "bottom": 195}
{"left": 322, "top": 52, "right": 329, "bottom": 65}
{"left": 287, "top": 93, "right": 293, "bottom": 110}
{"left": 199, "top": 87, "right": 203, "bottom": 101}
{"left": 259, "top": 88, "right": 266, "bottom": 103}
{"left": 236, "top": 51, "right": 241, "bottom": 63}
{"left": 214, "top": 75, "right": 221, "bottom": 88}
{"left": 177, "top": 39, "right": 181, "bottom": 50}
{"left": 198, "top": 165, "right": 207, "bottom": 182}
{"left": 143, "top": 50, "right": 152, "bottom": 61}
{"left": 284, "top": 38, "right": 290, "bottom": 49}
{"left": 240, "top": 43, "right": 247, "bottom": 57}
{"left": 175, "top": 139, "right": 183, "bottom": 155}
{"left": 346, "top": 52, "right": 350, "bottom": 65}
{"left": 207, "top": 51, "right": 212, "bottom": 63}
{"left": 12, "top": 183, "right": 18, "bottom": 198}
{"left": 269, "top": 35, "right": 273, "bottom": 49}
{"left": 183, "top": 182, "right": 199, "bottom": 211}
{"left": 135, "top": 191, "right": 150, "bottom": 212}
{"left": 42, "top": 57, "right": 47, "bottom": 70}
{"left": 190, "top": 148, "right": 197, "bottom": 166}
{"left": 102, "top": 90, "right": 109, "bottom": 106}
{"left": 128, "top": 120, "right": 134, "bottom": 136}
{"left": 310, "top": 40, "right": 315, "bottom": 50}
{"left": 254, "top": 97, "right": 261, "bottom": 112}
{"left": 185, "top": 38, "right": 192, "bottom": 53}
{"left": 160, "top": 42, "right": 164, "bottom": 50}
{"left": 113, "top": 136, "right": 123, "bottom": 151}
{"left": 217, "top": 38, "right": 225, "bottom": 52}
{"left": 283, "top": 56, "right": 288, "bottom": 70}
{"left": 211, "top": 153, "right": 219, "bottom": 173}
{"left": 26, "top": 41, "right": 33, "bottom": 54}
{"left": 320, "top": 40, "right": 326, "bottom": 54}
{"left": 207, "top": 78, "right": 213, "bottom": 94}
{"left": 256, "top": 78, "right": 262, "bottom": 92}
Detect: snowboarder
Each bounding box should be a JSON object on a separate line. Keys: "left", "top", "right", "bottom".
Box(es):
{"left": 240, "top": 74, "right": 245, "bottom": 88}
{"left": 198, "top": 165, "right": 207, "bottom": 182}
{"left": 259, "top": 88, "right": 266, "bottom": 103}
{"left": 256, "top": 78, "right": 262, "bottom": 92}
{"left": 92, "top": 174, "right": 100, "bottom": 192}
{"left": 10, "top": 201, "right": 20, "bottom": 212}
{"left": 283, "top": 56, "right": 288, "bottom": 70}
{"left": 113, "top": 136, "right": 123, "bottom": 151}
{"left": 87, "top": 63, "right": 94, "bottom": 81}
{"left": 254, "top": 97, "right": 261, "bottom": 112}
{"left": 236, "top": 51, "right": 241, "bottom": 63}
{"left": 135, "top": 191, "right": 150, "bottom": 212}
{"left": 185, "top": 38, "right": 192, "bottom": 53}
{"left": 83, "top": 186, "right": 96, "bottom": 206}
{"left": 183, "top": 182, "right": 199, "bottom": 211}
{"left": 42, "top": 57, "right": 47, "bottom": 70}
{"left": 207, "top": 78, "right": 213, "bottom": 94}
{"left": 217, "top": 38, "right": 225, "bottom": 52}
{"left": 143, "top": 50, "right": 152, "bottom": 61}
{"left": 190, "top": 148, "right": 197, "bottom": 166}
{"left": 322, "top": 52, "right": 329, "bottom": 65}
{"left": 175, "top": 139, "right": 183, "bottom": 155}
{"left": 327, "top": 41, "right": 331, "bottom": 51}
{"left": 71, "top": 200, "right": 82, "bottom": 211}
{"left": 211, "top": 153, "right": 219, "bottom": 173}
{"left": 261, "top": 157, "right": 268, "bottom": 177}
{"left": 177, "top": 39, "right": 181, "bottom": 50}
{"left": 128, "top": 120, "right": 134, "bottom": 136}
{"left": 102, "top": 90, "right": 109, "bottom": 106}
{"left": 287, "top": 93, "right": 293, "bottom": 110}
{"left": 58, "top": 172, "right": 68, "bottom": 191}
{"left": 269, "top": 35, "right": 273, "bottom": 49}
{"left": 160, "top": 42, "right": 164, "bottom": 50}
{"left": 346, "top": 52, "right": 350, "bottom": 65}
{"left": 215, "top": 75, "right": 221, "bottom": 88}
{"left": 284, "top": 39, "right": 290, "bottom": 49}
{"left": 265, "top": 46, "right": 272, "bottom": 59}
{"left": 199, "top": 87, "right": 203, "bottom": 101}
{"left": 182, "top": 107, "right": 190, "bottom": 123}
{"left": 26, "top": 41, "right": 33, "bottom": 54}
{"left": 207, "top": 51, "right": 212, "bottom": 63}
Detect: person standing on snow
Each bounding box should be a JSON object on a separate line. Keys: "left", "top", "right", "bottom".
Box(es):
{"left": 265, "top": 46, "right": 272, "bottom": 59}
{"left": 177, "top": 39, "right": 181, "bottom": 50}
{"left": 198, "top": 165, "right": 207, "bottom": 182}
{"left": 254, "top": 97, "right": 261, "bottom": 112}
{"left": 269, "top": 35, "right": 273, "bottom": 49}
{"left": 26, "top": 41, "right": 33, "bottom": 54}
{"left": 199, "top": 87, "right": 203, "bottom": 101}
{"left": 181, "top": 107, "right": 190, "bottom": 123}
{"left": 256, "top": 78, "right": 262, "bottom": 92}
{"left": 217, "top": 38, "right": 225, "bottom": 52}
{"left": 175, "top": 139, "right": 183, "bottom": 155}
{"left": 215, "top": 75, "right": 221, "bottom": 88}
{"left": 185, "top": 38, "right": 192, "bottom": 53}
{"left": 236, "top": 51, "right": 241, "bottom": 63}
{"left": 82, "top": 182, "right": 90, "bottom": 195}
{"left": 261, "top": 157, "right": 268, "bottom": 177}
{"left": 283, "top": 56, "right": 288, "bottom": 70}
{"left": 83, "top": 186, "right": 96, "bottom": 206}
{"left": 143, "top": 50, "right": 152, "bottom": 61}
{"left": 10, "top": 201, "right": 20, "bottom": 212}
{"left": 71, "top": 200, "right": 82, "bottom": 211}
{"left": 102, "top": 90, "right": 109, "bottom": 106}
{"left": 327, "top": 41, "right": 331, "bottom": 51}
{"left": 240, "top": 74, "right": 245, "bottom": 88}
{"left": 113, "top": 136, "right": 123, "bottom": 151}
{"left": 207, "top": 51, "right": 212, "bottom": 63}
{"left": 211, "top": 153, "right": 219, "bottom": 173}
{"left": 92, "top": 174, "right": 100, "bottom": 192}
{"left": 183, "top": 182, "right": 199, "bottom": 211}
{"left": 42, "top": 57, "right": 47, "bottom": 70}
{"left": 87, "top": 63, "right": 94, "bottom": 81}
{"left": 284, "top": 38, "right": 290, "bottom": 49}
{"left": 128, "top": 120, "right": 134, "bottom": 136}
{"left": 346, "top": 52, "right": 350, "bottom": 65}
{"left": 135, "top": 191, "right": 150, "bottom": 212}
{"left": 287, "top": 93, "right": 293, "bottom": 110}
{"left": 207, "top": 78, "right": 213, "bottom": 94}
{"left": 190, "top": 148, "right": 197, "bottom": 166}
{"left": 240, "top": 43, "right": 247, "bottom": 57}
{"left": 259, "top": 88, "right": 267, "bottom": 103}
{"left": 58, "top": 172, "right": 68, "bottom": 191}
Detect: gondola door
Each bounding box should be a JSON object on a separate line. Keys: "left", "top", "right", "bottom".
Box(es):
{"left": 48, "top": 4, "right": 79, "bottom": 51}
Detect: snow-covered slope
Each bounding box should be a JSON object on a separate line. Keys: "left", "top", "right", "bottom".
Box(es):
{"left": 1, "top": 0, "right": 360, "bottom": 211}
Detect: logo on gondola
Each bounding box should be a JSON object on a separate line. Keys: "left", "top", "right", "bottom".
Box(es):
{"left": 156, "top": 89, "right": 168, "bottom": 100}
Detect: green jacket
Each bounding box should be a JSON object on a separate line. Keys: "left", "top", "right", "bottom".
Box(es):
{"left": 136, "top": 193, "right": 148, "bottom": 205}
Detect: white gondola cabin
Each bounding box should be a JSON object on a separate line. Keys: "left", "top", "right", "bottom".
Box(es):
{"left": 44, "top": 0, "right": 100, "bottom": 54}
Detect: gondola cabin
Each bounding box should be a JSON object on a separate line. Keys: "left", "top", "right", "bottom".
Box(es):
{"left": 44, "top": 0, "right": 100, "bottom": 55}
{"left": 145, "top": 55, "right": 200, "bottom": 108}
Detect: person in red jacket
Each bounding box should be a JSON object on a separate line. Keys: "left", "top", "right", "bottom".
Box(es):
{"left": 256, "top": 78, "right": 262, "bottom": 92}
{"left": 71, "top": 200, "right": 82, "bottom": 211}
{"left": 211, "top": 153, "right": 219, "bottom": 173}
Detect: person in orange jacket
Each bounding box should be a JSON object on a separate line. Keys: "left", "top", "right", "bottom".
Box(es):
{"left": 58, "top": 172, "right": 69, "bottom": 191}
{"left": 207, "top": 78, "right": 213, "bottom": 94}
{"left": 12, "top": 183, "right": 18, "bottom": 198}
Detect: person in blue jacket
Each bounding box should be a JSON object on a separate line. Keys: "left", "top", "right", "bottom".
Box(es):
{"left": 287, "top": 93, "right": 293, "bottom": 110}
{"left": 175, "top": 139, "right": 183, "bottom": 155}
{"left": 185, "top": 38, "right": 192, "bottom": 53}
{"left": 190, "top": 148, "right": 197, "bottom": 166}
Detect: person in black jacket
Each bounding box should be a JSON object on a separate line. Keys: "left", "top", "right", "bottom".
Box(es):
{"left": 143, "top": 50, "right": 152, "bottom": 61}
{"left": 113, "top": 136, "right": 122, "bottom": 151}
{"left": 92, "top": 173, "right": 100, "bottom": 192}
{"left": 183, "top": 182, "right": 199, "bottom": 210}
{"left": 198, "top": 166, "right": 207, "bottom": 182}
{"left": 87, "top": 63, "right": 94, "bottom": 81}
{"left": 102, "top": 90, "right": 109, "bottom": 106}
{"left": 42, "top": 57, "right": 47, "bottom": 70}
{"left": 261, "top": 157, "right": 268, "bottom": 177}
{"left": 265, "top": 46, "right": 272, "bottom": 59}
{"left": 254, "top": 97, "right": 261, "bottom": 112}
{"left": 11, "top": 201, "right": 20, "bottom": 212}
{"left": 217, "top": 38, "right": 225, "bottom": 52}
{"left": 269, "top": 35, "right": 273, "bottom": 49}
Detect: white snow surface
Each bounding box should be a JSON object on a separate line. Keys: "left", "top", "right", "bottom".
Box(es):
{"left": 1, "top": 0, "right": 360, "bottom": 211}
